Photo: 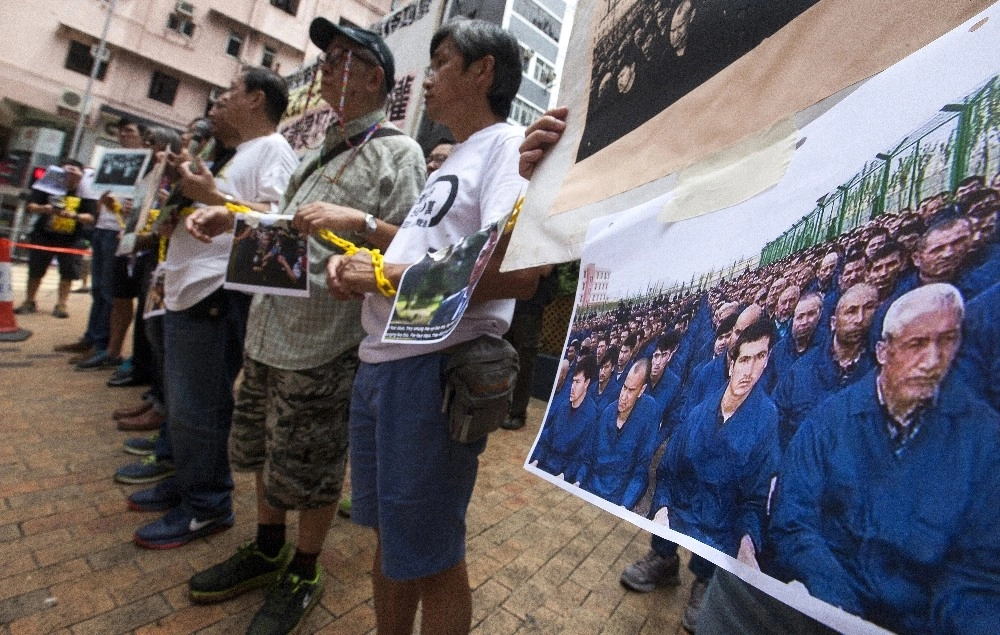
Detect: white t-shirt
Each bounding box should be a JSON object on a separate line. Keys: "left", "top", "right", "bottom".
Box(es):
{"left": 359, "top": 122, "right": 527, "bottom": 363}
{"left": 162, "top": 132, "right": 297, "bottom": 311}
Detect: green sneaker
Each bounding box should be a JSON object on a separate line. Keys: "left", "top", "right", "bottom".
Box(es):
{"left": 337, "top": 497, "right": 351, "bottom": 518}
{"left": 247, "top": 566, "right": 324, "bottom": 635}
{"left": 188, "top": 542, "right": 293, "bottom": 604}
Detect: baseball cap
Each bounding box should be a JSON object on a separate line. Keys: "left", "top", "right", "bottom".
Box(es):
{"left": 309, "top": 18, "right": 396, "bottom": 94}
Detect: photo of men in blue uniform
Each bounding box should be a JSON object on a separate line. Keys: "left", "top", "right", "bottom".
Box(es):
{"left": 769, "top": 283, "right": 1000, "bottom": 634}
{"left": 578, "top": 359, "right": 659, "bottom": 509}
{"left": 646, "top": 331, "right": 684, "bottom": 443}
{"left": 530, "top": 356, "right": 598, "bottom": 483}
{"left": 589, "top": 345, "right": 621, "bottom": 416}
{"left": 773, "top": 283, "right": 879, "bottom": 450}
{"left": 652, "top": 318, "right": 781, "bottom": 562}
{"left": 647, "top": 318, "right": 782, "bottom": 630}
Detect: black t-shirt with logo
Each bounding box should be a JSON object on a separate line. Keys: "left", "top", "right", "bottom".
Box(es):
{"left": 29, "top": 186, "right": 98, "bottom": 247}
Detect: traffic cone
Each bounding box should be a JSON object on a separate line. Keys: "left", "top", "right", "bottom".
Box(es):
{"left": 0, "top": 237, "right": 32, "bottom": 342}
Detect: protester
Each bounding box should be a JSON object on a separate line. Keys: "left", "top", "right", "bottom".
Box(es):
{"left": 328, "top": 18, "right": 543, "bottom": 633}
{"left": 182, "top": 21, "right": 425, "bottom": 633}
{"left": 15, "top": 159, "right": 97, "bottom": 318}
{"left": 129, "top": 66, "right": 298, "bottom": 550}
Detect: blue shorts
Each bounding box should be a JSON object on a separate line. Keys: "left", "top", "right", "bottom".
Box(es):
{"left": 350, "top": 353, "right": 486, "bottom": 581}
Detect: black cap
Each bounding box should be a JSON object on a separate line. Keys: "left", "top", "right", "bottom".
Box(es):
{"left": 310, "top": 18, "right": 396, "bottom": 94}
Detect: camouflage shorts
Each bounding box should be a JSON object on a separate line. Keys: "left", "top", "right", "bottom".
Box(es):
{"left": 229, "top": 349, "right": 359, "bottom": 510}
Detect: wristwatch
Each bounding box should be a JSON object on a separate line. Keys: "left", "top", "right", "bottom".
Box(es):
{"left": 364, "top": 213, "right": 377, "bottom": 234}
{"left": 223, "top": 193, "right": 235, "bottom": 204}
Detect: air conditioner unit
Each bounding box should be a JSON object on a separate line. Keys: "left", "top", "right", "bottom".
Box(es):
{"left": 175, "top": 1, "right": 195, "bottom": 17}
{"left": 89, "top": 44, "right": 111, "bottom": 63}
{"left": 58, "top": 88, "right": 86, "bottom": 113}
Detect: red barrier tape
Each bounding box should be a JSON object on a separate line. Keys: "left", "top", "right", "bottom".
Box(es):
{"left": 11, "top": 243, "right": 92, "bottom": 256}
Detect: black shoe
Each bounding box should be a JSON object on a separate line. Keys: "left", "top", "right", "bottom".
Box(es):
{"left": 247, "top": 566, "right": 324, "bottom": 635}
{"left": 108, "top": 372, "right": 148, "bottom": 387}
{"left": 189, "top": 542, "right": 293, "bottom": 604}
{"left": 500, "top": 416, "right": 526, "bottom": 430}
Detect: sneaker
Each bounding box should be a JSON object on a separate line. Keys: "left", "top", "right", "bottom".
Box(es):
{"left": 681, "top": 577, "right": 711, "bottom": 633}
{"left": 75, "top": 351, "right": 124, "bottom": 371}
{"left": 123, "top": 434, "right": 158, "bottom": 456}
{"left": 247, "top": 567, "right": 324, "bottom": 635}
{"left": 115, "top": 455, "right": 175, "bottom": 484}
{"left": 68, "top": 350, "right": 94, "bottom": 364}
{"left": 337, "top": 497, "right": 351, "bottom": 518}
{"left": 127, "top": 478, "right": 182, "bottom": 513}
{"left": 189, "top": 542, "right": 294, "bottom": 604}
{"left": 52, "top": 304, "right": 69, "bottom": 318}
{"left": 620, "top": 550, "right": 681, "bottom": 593}
{"left": 134, "top": 506, "right": 234, "bottom": 550}
{"left": 54, "top": 339, "right": 93, "bottom": 353}
{"left": 13, "top": 300, "right": 36, "bottom": 315}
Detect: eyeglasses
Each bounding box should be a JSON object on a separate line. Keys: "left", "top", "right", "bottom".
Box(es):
{"left": 319, "top": 47, "right": 378, "bottom": 69}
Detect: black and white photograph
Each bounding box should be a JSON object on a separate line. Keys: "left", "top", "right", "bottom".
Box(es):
{"left": 577, "top": 0, "right": 820, "bottom": 162}
{"left": 224, "top": 214, "right": 309, "bottom": 297}
{"left": 91, "top": 147, "right": 152, "bottom": 194}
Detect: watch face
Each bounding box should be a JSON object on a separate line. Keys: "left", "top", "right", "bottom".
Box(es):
{"left": 365, "top": 214, "right": 377, "bottom": 232}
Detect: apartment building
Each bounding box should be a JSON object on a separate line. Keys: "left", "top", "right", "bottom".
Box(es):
{"left": 0, "top": 0, "right": 388, "bottom": 187}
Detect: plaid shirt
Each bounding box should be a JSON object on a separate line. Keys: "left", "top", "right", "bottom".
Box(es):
{"left": 243, "top": 110, "right": 426, "bottom": 370}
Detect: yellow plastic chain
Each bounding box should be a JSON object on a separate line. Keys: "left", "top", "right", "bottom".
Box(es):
{"left": 225, "top": 201, "right": 397, "bottom": 297}
{"left": 221, "top": 195, "right": 524, "bottom": 299}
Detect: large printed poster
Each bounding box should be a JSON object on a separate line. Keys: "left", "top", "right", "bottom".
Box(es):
{"left": 526, "top": 11, "right": 1000, "bottom": 633}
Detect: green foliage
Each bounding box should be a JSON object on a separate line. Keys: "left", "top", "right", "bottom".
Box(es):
{"left": 555, "top": 261, "right": 579, "bottom": 297}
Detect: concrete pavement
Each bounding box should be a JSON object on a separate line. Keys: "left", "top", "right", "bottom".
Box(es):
{"left": 0, "top": 262, "right": 692, "bottom": 634}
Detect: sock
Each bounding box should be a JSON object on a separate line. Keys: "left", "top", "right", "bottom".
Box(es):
{"left": 255, "top": 523, "right": 286, "bottom": 558}
{"left": 286, "top": 549, "right": 319, "bottom": 580}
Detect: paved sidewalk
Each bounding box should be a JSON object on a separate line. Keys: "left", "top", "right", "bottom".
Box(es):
{"left": 1, "top": 262, "right": 691, "bottom": 634}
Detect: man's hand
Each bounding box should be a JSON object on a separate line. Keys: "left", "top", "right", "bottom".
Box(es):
{"left": 293, "top": 202, "right": 364, "bottom": 235}
{"left": 76, "top": 213, "right": 95, "bottom": 225}
{"left": 99, "top": 191, "right": 118, "bottom": 211}
{"left": 737, "top": 535, "right": 760, "bottom": 570}
{"left": 326, "top": 254, "right": 366, "bottom": 300}
{"left": 178, "top": 157, "right": 222, "bottom": 204}
{"left": 185, "top": 206, "right": 234, "bottom": 243}
{"left": 652, "top": 506, "right": 670, "bottom": 527}
{"left": 519, "top": 106, "right": 568, "bottom": 180}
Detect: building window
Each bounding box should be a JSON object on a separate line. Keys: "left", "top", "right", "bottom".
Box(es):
{"left": 510, "top": 97, "right": 543, "bottom": 128}
{"left": 167, "top": 12, "right": 196, "bottom": 37}
{"left": 148, "top": 70, "right": 180, "bottom": 105}
{"left": 261, "top": 45, "right": 276, "bottom": 69}
{"left": 513, "top": 0, "right": 561, "bottom": 42}
{"left": 519, "top": 45, "right": 533, "bottom": 74}
{"left": 65, "top": 40, "right": 108, "bottom": 81}
{"left": 533, "top": 57, "right": 556, "bottom": 87}
{"left": 226, "top": 32, "right": 243, "bottom": 58}
{"left": 270, "top": 0, "right": 299, "bottom": 15}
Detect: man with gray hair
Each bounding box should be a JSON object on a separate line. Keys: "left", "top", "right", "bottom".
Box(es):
{"left": 770, "top": 283, "right": 1000, "bottom": 633}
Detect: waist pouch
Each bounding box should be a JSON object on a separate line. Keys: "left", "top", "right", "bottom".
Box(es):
{"left": 183, "top": 287, "right": 228, "bottom": 320}
{"left": 441, "top": 334, "right": 520, "bottom": 444}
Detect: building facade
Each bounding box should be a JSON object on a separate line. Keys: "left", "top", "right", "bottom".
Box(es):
{"left": 0, "top": 0, "right": 388, "bottom": 187}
